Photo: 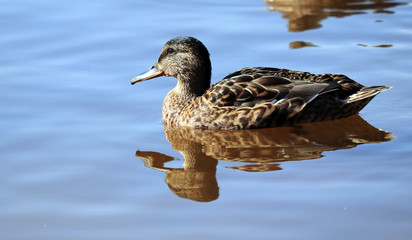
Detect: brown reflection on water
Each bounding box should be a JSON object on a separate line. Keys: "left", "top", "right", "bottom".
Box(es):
{"left": 265, "top": 0, "right": 406, "bottom": 32}
{"left": 290, "top": 41, "right": 318, "bottom": 49}
{"left": 135, "top": 115, "right": 392, "bottom": 202}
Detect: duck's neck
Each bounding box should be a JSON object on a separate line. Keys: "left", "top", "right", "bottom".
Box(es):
{"left": 162, "top": 72, "right": 211, "bottom": 126}
{"left": 175, "top": 58, "right": 212, "bottom": 98}
{"left": 175, "top": 74, "right": 210, "bottom": 99}
{"left": 163, "top": 52, "right": 212, "bottom": 125}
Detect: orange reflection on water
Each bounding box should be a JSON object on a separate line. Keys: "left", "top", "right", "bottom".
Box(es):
{"left": 265, "top": 0, "right": 406, "bottom": 32}
{"left": 135, "top": 115, "right": 392, "bottom": 202}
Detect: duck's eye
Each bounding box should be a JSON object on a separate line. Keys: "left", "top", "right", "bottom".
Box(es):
{"left": 166, "top": 48, "right": 175, "bottom": 54}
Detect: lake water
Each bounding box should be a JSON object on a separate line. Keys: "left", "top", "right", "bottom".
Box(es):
{"left": 1, "top": 0, "right": 412, "bottom": 239}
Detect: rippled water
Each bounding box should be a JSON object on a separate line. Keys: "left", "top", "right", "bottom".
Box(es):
{"left": 1, "top": 0, "right": 412, "bottom": 239}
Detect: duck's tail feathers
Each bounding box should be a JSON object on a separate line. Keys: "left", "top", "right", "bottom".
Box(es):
{"left": 347, "top": 86, "right": 391, "bottom": 103}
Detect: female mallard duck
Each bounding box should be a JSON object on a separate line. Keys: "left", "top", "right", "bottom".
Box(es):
{"left": 131, "top": 36, "right": 390, "bottom": 130}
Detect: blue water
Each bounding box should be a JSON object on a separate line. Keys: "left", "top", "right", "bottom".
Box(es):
{"left": 1, "top": 0, "right": 412, "bottom": 239}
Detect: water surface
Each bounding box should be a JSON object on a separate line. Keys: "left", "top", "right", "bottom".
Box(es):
{"left": 1, "top": 0, "right": 412, "bottom": 239}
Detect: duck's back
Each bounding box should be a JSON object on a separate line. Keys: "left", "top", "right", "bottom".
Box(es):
{"left": 183, "top": 67, "right": 389, "bottom": 129}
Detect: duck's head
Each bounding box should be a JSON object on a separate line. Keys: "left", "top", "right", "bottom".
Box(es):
{"left": 131, "top": 36, "right": 212, "bottom": 97}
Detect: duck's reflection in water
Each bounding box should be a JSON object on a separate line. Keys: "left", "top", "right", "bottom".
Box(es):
{"left": 265, "top": 0, "right": 407, "bottom": 33}
{"left": 135, "top": 115, "right": 393, "bottom": 202}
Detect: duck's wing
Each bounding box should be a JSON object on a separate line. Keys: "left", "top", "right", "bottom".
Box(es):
{"left": 205, "top": 67, "right": 360, "bottom": 109}
{"left": 199, "top": 67, "right": 363, "bottom": 129}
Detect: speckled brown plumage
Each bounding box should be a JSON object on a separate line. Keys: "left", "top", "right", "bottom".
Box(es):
{"left": 132, "top": 36, "right": 390, "bottom": 130}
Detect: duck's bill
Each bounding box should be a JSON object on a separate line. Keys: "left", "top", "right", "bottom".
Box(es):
{"left": 131, "top": 64, "right": 165, "bottom": 85}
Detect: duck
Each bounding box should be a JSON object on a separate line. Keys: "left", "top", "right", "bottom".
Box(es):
{"left": 131, "top": 36, "right": 390, "bottom": 130}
